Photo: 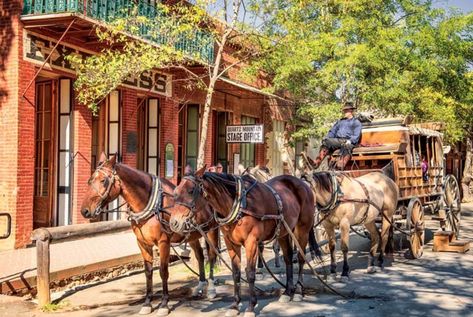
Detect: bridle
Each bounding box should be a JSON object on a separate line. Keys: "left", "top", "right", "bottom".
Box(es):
{"left": 173, "top": 175, "right": 215, "bottom": 232}
{"left": 88, "top": 164, "right": 121, "bottom": 217}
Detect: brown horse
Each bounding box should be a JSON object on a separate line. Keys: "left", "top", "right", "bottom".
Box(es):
{"left": 170, "top": 167, "right": 317, "bottom": 317}
{"left": 80, "top": 153, "right": 219, "bottom": 316}
{"left": 309, "top": 171, "right": 398, "bottom": 278}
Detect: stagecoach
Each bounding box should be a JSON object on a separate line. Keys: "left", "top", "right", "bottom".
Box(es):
{"left": 309, "top": 118, "right": 462, "bottom": 259}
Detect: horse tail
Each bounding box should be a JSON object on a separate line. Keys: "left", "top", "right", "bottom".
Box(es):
{"left": 382, "top": 177, "right": 399, "bottom": 254}
{"left": 308, "top": 227, "right": 323, "bottom": 259}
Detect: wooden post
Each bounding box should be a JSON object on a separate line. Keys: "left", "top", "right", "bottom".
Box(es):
{"left": 35, "top": 229, "right": 51, "bottom": 306}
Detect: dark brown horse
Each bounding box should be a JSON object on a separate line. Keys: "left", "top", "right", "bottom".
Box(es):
{"left": 170, "top": 167, "right": 317, "bottom": 317}
{"left": 80, "top": 153, "right": 219, "bottom": 316}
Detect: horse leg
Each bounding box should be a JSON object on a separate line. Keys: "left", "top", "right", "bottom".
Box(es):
{"left": 378, "top": 213, "right": 392, "bottom": 269}
{"left": 364, "top": 221, "right": 380, "bottom": 274}
{"left": 223, "top": 236, "right": 241, "bottom": 317}
{"left": 340, "top": 219, "right": 350, "bottom": 279}
{"left": 206, "top": 229, "right": 219, "bottom": 299}
{"left": 243, "top": 236, "right": 259, "bottom": 317}
{"left": 137, "top": 242, "right": 154, "bottom": 315}
{"left": 157, "top": 240, "right": 171, "bottom": 316}
{"left": 256, "top": 242, "right": 264, "bottom": 280}
{"left": 293, "top": 226, "right": 310, "bottom": 302}
{"left": 189, "top": 239, "right": 207, "bottom": 297}
{"left": 278, "top": 235, "right": 294, "bottom": 303}
{"left": 273, "top": 241, "right": 281, "bottom": 268}
{"left": 325, "top": 224, "right": 337, "bottom": 276}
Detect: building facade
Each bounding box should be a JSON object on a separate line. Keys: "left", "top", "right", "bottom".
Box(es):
{"left": 0, "top": 0, "right": 298, "bottom": 250}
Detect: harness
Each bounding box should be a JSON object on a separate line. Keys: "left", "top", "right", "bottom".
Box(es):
{"left": 315, "top": 172, "right": 383, "bottom": 225}
{"left": 212, "top": 176, "right": 284, "bottom": 245}
{"left": 127, "top": 175, "right": 164, "bottom": 224}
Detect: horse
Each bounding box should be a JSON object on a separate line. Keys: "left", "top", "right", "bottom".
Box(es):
{"left": 308, "top": 170, "right": 398, "bottom": 277}
{"left": 80, "top": 153, "right": 219, "bottom": 316}
{"left": 170, "top": 166, "right": 318, "bottom": 317}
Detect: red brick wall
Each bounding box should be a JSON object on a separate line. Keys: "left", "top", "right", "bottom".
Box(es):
{"left": 0, "top": 0, "right": 22, "bottom": 250}
{"left": 160, "top": 97, "right": 180, "bottom": 184}
{"left": 72, "top": 102, "right": 93, "bottom": 224}
{"left": 121, "top": 88, "right": 137, "bottom": 168}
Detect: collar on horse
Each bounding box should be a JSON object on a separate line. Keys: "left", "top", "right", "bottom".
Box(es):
{"left": 127, "top": 175, "right": 164, "bottom": 224}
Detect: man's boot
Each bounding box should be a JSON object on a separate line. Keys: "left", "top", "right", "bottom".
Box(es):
{"left": 311, "top": 147, "right": 329, "bottom": 169}
{"left": 336, "top": 155, "right": 351, "bottom": 170}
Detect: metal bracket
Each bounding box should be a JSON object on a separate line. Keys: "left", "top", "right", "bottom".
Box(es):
{"left": 0, "top": 213, "right": 12, "bottom": 240}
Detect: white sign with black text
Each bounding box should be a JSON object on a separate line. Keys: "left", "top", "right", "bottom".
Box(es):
{"left": 226, "top": 125, "right": 264, "bottom": 143}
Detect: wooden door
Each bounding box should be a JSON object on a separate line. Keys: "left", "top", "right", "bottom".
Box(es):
{"left": 34, "top": 81, "right": 55, "bottom": 228}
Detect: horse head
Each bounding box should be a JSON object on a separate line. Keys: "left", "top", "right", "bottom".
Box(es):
{"left": 80, "top": 152, "right": 121, "bottom": 219}
{"left": 170, "top": 165, "right": 212, "bottom": 233}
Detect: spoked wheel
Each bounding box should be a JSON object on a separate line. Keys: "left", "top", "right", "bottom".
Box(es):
{"left": 444, "top": 175, "right": 461, "bottom": 238}
{"left": 407, "top": 198, "right": 425, "bottom": 259}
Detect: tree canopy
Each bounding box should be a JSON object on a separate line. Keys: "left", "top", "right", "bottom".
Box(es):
{"left": 249, "top": 0, "right": 473, "bottom": 143}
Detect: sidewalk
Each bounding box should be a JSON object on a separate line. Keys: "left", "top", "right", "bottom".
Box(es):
{"left": 0, "top": 230, "right": 143, "bottom": 294}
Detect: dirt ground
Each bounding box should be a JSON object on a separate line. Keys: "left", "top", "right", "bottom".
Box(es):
{"left": 1, "top": 204, "right": 473, "bottom": 317}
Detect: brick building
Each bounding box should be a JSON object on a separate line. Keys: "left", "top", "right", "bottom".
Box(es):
{"left": 0, "top": 0, "right": 297, "bottom": 250}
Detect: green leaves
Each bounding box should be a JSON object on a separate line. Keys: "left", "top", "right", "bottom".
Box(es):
{"left": 251, "top": 0, "right": 473, "bottom": 143}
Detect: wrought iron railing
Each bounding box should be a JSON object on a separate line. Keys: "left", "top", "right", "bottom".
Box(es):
{"left": 22, "top": 0, "right": 214, "bottom": 63}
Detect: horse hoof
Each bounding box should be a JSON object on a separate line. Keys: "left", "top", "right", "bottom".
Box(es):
{"left": 340, "top": 275, "right": 349, "bottom": 282}
{"left": 367, "top": 266, "right": 377, "bottom": 274}
{"left": 255, "top": 272, "right": 264, "bottom": 281}
{"left": 293, "top": 294, "right": 303, "bottom": 302}
{"left": 328, "top": 274, "right": 337, "bottom": 282}
{"left": 243, "top": 312, "right": 256, "bottom": 317}
{"left": 207, "top": 288, "right": 217, "bottom": 299}
{"left": 225, "top": 308, "right": 240, "bottom": 317}
{"left": 156, "top": 307, "right": 170, "bottom": 317}
{"left": 278, "top": 294, "right": 291, "bottom": 303}
{"left": 138, "top": 306, "right": 153, "bottom": 315}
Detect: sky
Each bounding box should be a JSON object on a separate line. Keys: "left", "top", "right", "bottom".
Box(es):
{"left": 433, "top": 0, "right": 473, "bottom": 12}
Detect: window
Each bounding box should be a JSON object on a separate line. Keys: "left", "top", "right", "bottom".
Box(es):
{"left": 240, "top": 116, "right": 256, "bottom": 168}
{"left": 214, "top": 111, "right": 228, "bottom": 172}
{"left": 186, "top": 105, "right": 200, "bottom": 171}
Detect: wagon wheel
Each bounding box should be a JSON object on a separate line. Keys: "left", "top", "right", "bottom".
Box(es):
{"left": 443, "top": 175, "right": 461, "bottom": 238}
{"left": 407, "top": 198, "right": 425, "bottom": 259}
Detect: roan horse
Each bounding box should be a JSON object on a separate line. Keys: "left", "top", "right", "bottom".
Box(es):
{"left": 80, "top": 153, "right": 219, "bottom": 316}
{"left": 170, "top": 167, "right": 318, "bottom": 317}
{"left": 301, "top": 155, "right": 398, "bottom": 277}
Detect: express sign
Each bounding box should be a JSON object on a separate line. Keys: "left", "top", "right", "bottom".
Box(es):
{"left": 226, "top": 125, "right": 264, "bottom": 143}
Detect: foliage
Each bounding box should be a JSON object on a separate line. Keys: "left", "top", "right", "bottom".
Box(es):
{"left": 248, "top": 0, "right": 473, "bottom": 143}
{"left": 67, "top": 2, "right": 211, "bottom": 114}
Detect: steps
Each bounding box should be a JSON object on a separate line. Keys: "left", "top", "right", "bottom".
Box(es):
{"left": 433, "top": 231, "right": 470, "bottom": 253}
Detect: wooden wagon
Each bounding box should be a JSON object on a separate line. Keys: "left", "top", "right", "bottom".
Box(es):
{"left": 312, "top": 118, "right": 462, "bottom": 258}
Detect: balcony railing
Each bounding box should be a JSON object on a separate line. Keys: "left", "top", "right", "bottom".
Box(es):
{"left": 22, "top": 0, "right": 214, "bottom": 63}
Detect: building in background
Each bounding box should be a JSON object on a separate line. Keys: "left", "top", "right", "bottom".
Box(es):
{"left": 0, "top": 0, "right": 298, "bottom": 250}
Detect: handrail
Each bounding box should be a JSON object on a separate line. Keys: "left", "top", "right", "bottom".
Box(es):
{"left": 0, "top": 213, "right": 12, "bottom": 240}
{"left": 30, "top": 220, "right": 131, "bottom": 306}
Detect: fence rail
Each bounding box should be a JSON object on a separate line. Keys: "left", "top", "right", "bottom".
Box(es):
{"left": 31, "top": 220, "right": 131, "bottom": 306}
{"left": 22, "top": 0, "right": 214, "bottom": 63}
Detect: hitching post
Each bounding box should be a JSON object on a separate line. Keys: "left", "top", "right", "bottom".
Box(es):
{"left": 33, "top": 228, "right": 52, "bottom": 306}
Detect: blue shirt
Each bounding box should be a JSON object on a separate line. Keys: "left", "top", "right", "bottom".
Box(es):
{"left": 327, "top": 117, "right": 362, "bottom": 144}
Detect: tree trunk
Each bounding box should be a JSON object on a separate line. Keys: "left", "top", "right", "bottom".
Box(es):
{"left": 196, "top": 0, "right": 241, "bottom": 169}
{"left": 462, "top": 136, "right": 473, "bottom": 202}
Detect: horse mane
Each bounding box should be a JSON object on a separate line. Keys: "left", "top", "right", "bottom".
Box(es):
{"left": 312, "top": 172, "right": 333, "bottom": 192}
{"left": 202, "top": 172, "right": 255, "bottom": 199}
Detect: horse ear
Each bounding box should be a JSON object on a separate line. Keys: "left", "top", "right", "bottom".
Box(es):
{"left": 99, "top": 152, "right": 107, "bottom": 165}
{"left": 109, "top": 153, "right": 118, "bottom": 166}
{"left": 195, "top": 165, "right": 207, "bottom": 177}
